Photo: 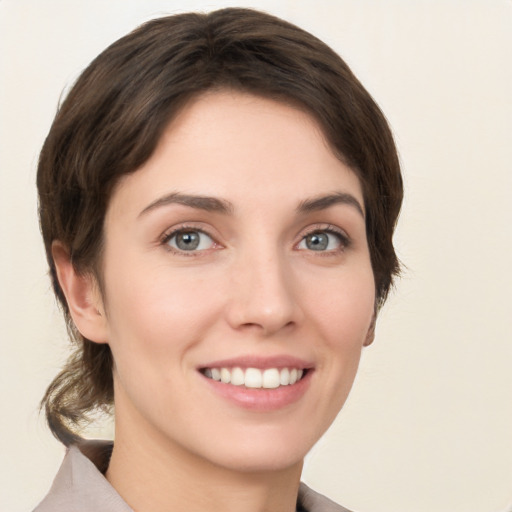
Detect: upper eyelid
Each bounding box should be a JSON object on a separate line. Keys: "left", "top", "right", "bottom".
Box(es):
{"left": 296, "top": 224, "right": 351, "bottom": 250}
{"left": 160, "top": 223, "right": 217, "bottom": 242}
{"left": 298, "top": 223, "right": 349, "bottom": 239}
{"left": 161, "top": 226, "right": 219, "bottom": 255}
{"left": 158, "top": 222, "right": 351, "bottom": 247}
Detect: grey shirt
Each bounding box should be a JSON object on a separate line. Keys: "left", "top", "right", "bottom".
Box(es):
{"left": 33, "top": 442, "right": 353, "bottom": 512}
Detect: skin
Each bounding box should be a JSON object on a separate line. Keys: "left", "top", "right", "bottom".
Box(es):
{"left": 54, "top": 90, "right": 376, "bottom": 512}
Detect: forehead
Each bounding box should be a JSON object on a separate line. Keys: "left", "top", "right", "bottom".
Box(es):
{"left": 108, "top": 90, "right": 364, "bottom": 219}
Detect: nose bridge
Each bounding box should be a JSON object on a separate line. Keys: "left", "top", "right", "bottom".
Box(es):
{"left": 227, "top": 237, "right": 299, "bottom": 334}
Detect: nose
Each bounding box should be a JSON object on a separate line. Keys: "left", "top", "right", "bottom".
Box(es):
{"left": 225, "top": 248, "right": 302, "bottom": 336}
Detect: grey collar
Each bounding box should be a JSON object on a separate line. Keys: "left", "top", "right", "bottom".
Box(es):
{"left": 34, "top": 441, "right": 352, "bottom": 512}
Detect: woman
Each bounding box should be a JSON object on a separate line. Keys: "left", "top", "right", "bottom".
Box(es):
{"left": 34, "top": 7, "right": 402, "bottom": 512}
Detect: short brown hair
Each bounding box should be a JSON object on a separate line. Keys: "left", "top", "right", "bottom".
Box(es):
{"left": 38, "top": 7, "right": 403, "bottom": 445}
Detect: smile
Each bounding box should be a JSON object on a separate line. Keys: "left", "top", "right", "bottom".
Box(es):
{"left": 201, "top": 367, "right": 306, "bottom": 389}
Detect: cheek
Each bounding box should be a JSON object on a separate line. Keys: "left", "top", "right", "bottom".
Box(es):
{"left": 102, "top": 260, "right": 225, "bottom": 364}
{"left": 301, "top": 265, "right": 375, "bottom": 348}
{"left": 290, "top": 266, "right": 375, "bottom": 438}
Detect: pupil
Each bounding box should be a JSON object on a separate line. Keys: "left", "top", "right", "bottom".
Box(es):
{"left": 177, "top": 231, "right": 200, "bottom": 250}
{"left": 307, "top": 233, "right": 328, "bottom": 251}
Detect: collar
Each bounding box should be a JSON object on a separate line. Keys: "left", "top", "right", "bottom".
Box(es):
{"left": 34, "top": 441, "right": 352, "bottom": 512}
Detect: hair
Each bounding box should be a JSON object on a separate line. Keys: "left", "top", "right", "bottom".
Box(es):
{"left": 37, "top": 7, "right": 403, "bottom": 445}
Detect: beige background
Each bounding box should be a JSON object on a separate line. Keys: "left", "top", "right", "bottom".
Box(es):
{"left": 1, "top": 1, "right": 511, "bottom": 511}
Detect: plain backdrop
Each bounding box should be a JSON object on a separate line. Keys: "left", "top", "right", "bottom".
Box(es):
{"left": 1, "top": 1, "right": 511, "bottom": 511}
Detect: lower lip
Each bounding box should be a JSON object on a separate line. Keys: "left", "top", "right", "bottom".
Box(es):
{"left": 200, "top": 371, "right": 313, "bottom": 411}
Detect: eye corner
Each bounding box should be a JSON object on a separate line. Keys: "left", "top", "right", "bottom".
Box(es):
{"left": 296, "top": 224, "right": 351, "bottom": 253}
{"left": 161, "top": 225, "right": 219, "bottom": 254}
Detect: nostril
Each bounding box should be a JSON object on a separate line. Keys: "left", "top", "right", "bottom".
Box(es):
{"left": 225, "top": 270, "right": 302, "bottom": 334}
{"left": 237, "top": 319, "right": 296, "bottom": 336}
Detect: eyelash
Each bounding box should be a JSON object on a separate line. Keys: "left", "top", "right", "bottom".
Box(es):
{"left": 160, "top": 224, "right": 217, "bottom": 255}
{"left": 159, "top": 224, "right": 351, "bottom": 255}
{"left": 298, "top": 224, "right": 351, "bottom": 253}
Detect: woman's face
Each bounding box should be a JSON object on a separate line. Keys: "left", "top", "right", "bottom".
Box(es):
{"left": 99, "top": 91, "right": 375, "bottom": 472}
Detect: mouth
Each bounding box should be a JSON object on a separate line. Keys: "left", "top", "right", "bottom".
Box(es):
{"left": 199, "top": 366, "right": 309, "bottom": 389}
{"left": 198, "top": 357, "right": 314, "bottom": 410}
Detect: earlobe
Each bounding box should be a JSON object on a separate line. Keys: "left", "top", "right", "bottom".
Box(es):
{"left": 363, "top": 314, "right": 376, "bottom": 347}
{"left": 52, "top": 241, "right": 108, "bottom": 344}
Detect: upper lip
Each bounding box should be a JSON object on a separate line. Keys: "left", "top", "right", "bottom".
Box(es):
{"left": 198, "top": 355, "right": 314, "bottom": 370}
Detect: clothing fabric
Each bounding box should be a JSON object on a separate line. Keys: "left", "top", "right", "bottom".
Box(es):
{"left": 33, "top": 441, "right": 352, "bottom": 512}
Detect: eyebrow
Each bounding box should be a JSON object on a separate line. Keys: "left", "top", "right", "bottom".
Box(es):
{"left": 139, "top": 192, "right": 235, "bottom": 217}
{"left": 296, "top": 192, "right": 365, "bottom": 218}
{"left": 139, "top": 191, "right": 364, "bottom": 219}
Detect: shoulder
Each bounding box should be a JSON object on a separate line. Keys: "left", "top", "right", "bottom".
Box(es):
{"left": 33, "top": 443, "right": 351, "bottom": 512}
{"left": 33, "top": 443, "right": 132, "bottom": 512}
{"left": 298, "top": 483, "right": 354, "bottom": 512}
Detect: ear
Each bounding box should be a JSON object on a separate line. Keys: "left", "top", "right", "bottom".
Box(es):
{"left": 52, "top": 241, "right": 108, "bottom": 344}
{"left": 363, "top": 313, "right": 376, "bottom": 347}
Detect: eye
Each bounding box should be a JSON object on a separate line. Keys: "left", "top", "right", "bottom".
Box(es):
{"left": 165, "top": 229, "right": 215, "bottom": 252}
{"left": 297, "top": 229, "right": 347, "bottom": 252}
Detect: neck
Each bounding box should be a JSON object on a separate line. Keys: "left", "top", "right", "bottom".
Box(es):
{"left": 106, "top": 410, "right": 303, "bottom": 512}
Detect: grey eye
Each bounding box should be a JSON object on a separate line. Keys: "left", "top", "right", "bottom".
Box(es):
{"left": 167, "top": 230, "right": 214, "bottom": 251}
{"left": 305, "top": 233, "right": 329, "bottom": 251}
{"left": 298, "top": 231, "right": 343, "bottom": 252}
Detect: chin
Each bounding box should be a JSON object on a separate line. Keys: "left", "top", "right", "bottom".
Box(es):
{"left": 213, "top": 449, "right": 305, "bottom": 474}
{"left": 187, "top": 428, "right": 316, "bottom": 474}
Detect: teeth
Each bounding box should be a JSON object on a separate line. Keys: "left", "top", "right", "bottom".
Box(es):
{"left": 203, "top": 367, "right": 306, "bottom": 389}
{"left": 262, "top": 368, "right": 280, "bottom": 389}
{"left": 231, "top": 367, "right": 245, "bottom": 386}
{"left": 220, "top": 368, "right": 231, "bottom": 384}
{"left": 245, "top": 368, "right": 262, "bottom": 388}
